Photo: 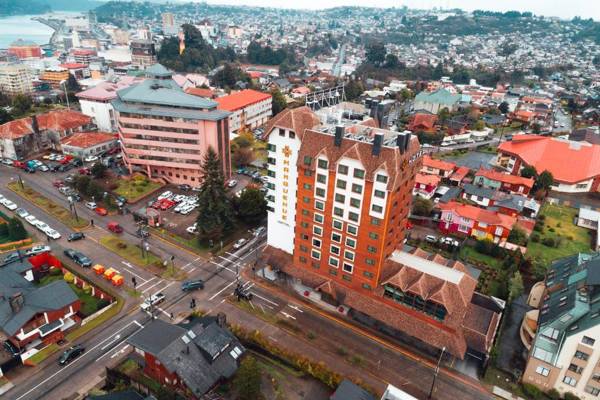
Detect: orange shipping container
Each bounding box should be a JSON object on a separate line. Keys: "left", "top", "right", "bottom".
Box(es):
{"left": 104, "top": 268, "right": 117, "bottom": 280}
{"left": 93, "top": 264, "right": 105, "bottom": 275}
{"left": 111, "top": 274, "right": 124, "bottom": 286}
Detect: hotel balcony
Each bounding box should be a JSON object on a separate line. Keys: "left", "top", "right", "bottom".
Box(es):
{"left": 520, "top": 309, "right": 539, "bottom": 351}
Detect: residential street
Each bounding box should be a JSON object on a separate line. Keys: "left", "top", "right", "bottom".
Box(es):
{"left": 0, "top": 164, "right": 491, "bottom": 400}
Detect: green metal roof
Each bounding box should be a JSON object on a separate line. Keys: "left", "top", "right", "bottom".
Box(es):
{"left": 112, "top": 98, "right": 230, "bottom": 121}
{"left": 117, "top": 78, "right": 218, "bottom": 110}
{"left": 145, "top": 63, "right": 172, "bottom": 78}
{"left": 415, "top": 88, "right": 462, "bottom": 106}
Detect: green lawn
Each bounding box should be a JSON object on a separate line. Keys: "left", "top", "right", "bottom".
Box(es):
{"left": 27, "top": 343, "right": 59, "bottom": 366}
{"left": 99, "top": 235, "right": 161, "bottom": 267}
{"left": 113, "top": 177, "right": 162, "bottom": 202}
{"left": 527, "top": 204, "right": 593, "bottom": 266}
{"left": 8, "top": 182, "right": 88, "bottom": 229}
{"left": 459, "top": 246, "right": 503, "bottom": 269}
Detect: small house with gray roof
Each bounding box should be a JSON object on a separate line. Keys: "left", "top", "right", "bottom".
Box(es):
{"left": 126, "top": 315, "right": 244, "bottom": 399}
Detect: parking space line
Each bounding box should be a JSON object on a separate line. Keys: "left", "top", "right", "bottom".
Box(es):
{"left": 209, "top": 280, "right": 237, "bottom": 301}
{"left": 136, "top": 277, "right": 156, "bottom": 289}
{"left": 141, "top": 279, "right": 163, "bottom": 294}
{"left": 156, "top": 307, "right": 171, "bottom": 318}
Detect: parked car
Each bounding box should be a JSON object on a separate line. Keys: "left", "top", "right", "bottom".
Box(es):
{"left": 1, "top": 252, "right": 21, "bottom": 266}
{"left": 227, "top": 179, "right": 238, "bottom": 188}
{"left": 253, "top": 226, "right": 266, "bottom": 237}
{"left": 43, "top": 228, "right": 61, "bottom": 240}
{"left": 67, "top": 232, "right": 85, "bottom": 242}
{"left": 94, "top": 207, "right": 108, "bottom": 216}
{"left": 177, "top": 184, "right": 191, "bottom": 191}
{"left": 3, "top": 340, "right": 20, "bottom": 358}
{"left": 85, "top": 201, "right": 97, "bottom": 210}
{"left": 159, "top": 199, "right": 176, "bottom": 210}
{"left": 38, "top": 164, "right": 49, "bottom": 172}
{"left": 25, "top": 245, "right": 51, "bottom": 256}
{"left": 12, "top": 160, "right": 26, "bottom": 169}
{"left": 34, "top": 221, "right": 50, "bottom": 231}
{"left": 425, "top": 235, "right": 438, "bottom": 243}
{"left": 24, "top": 215, "right": 39, "bottom": 226}
{"left": 186, "top": 223, "right": 198, "bottom": 234}
{"left": 1, "top": 199, "right": 18, "bottom": 210}
{"left": 58, "top": 345, "right": 85, "bottom": 366}
{"left": 84, "top": 155, "right": 98, "bottom": 163}
{"left": 64, "top": 249, "right": 92, "bottom": 267}
{"left": 107, "top": 222, "right": 123, "bottom": 233}
{"left": 140, "top": 292, "right": 166, "bottom": 312}
{"left": 233, "top": 238, "right": 248, "bottom": 250}
{"left": 1, "top": 158, "right": 13, "bottom": 166}
{"left": 181, "top": 280, "right": 204, "bottom": 291}
{"left": 157, "top": 191, "right": 173, "bottom": 201}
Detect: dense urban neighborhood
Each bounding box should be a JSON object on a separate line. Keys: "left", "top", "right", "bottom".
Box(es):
{"left": 1, "top": 1, "right": 600, "bottom": 400}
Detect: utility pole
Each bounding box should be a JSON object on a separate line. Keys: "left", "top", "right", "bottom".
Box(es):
{"left": 17, "top": 174, "right": 24, "bottom": 190}
{"left": 428, "top": 346, "right": 446, "bottom": 399}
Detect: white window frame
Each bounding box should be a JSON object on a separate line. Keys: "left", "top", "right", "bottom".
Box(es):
{"left": 311, "top": 249, "right": 321, "bottom": 260}
{"left": 535, "top": 365, "right": 549, "bottom": 377}
{"left": 332, "top": 219, "right": 343, "bottom": 230}
{"left": 342, "top": 262, "right": 354, "bottom": 274}
{"left": 347, "top": 224, "right": 358, "bottom": 236}
{"left": 314, "top": 212, "right": 324, "bottom": 224}
{"left": 328, "top": 256, "right": 339, "bottom": 268}
{"left": 313, "top": 226, "right": 323, "bottom": 237}
{"left": 345, "top": 237, "right": 356, "bottom": 249}
{"left": 331, "top": 232, "right": 342, "bottom": 243}
{"left": 312, "top": 237, "right": 321, "bottom": 249}
{"left": 344, "top": 250, "right": 355, "bottom": 262}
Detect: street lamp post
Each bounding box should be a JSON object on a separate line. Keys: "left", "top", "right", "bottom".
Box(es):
{"left": 60, "top": 79, "right": 70, "bottom": 110}
{"left": 428, "top": 346, "right": 446, "bottom": 399}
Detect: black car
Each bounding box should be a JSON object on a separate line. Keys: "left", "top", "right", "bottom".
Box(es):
{"left": 67, "top": 232, "right": 85, "bottom": 242}
{"left": 4, "top": 340, "right": 20, "bottom": 357}
{"left": 63, "top": 248, "right": 92, "bottom": 268}
{"left": 71, "top": 159, "right": 83, "bottom": 167}
{"left": 181, "top": 279, "right": 205, "bottom": 291}
{"left": 1, "top": 251, "right": 21, "bottom": 265}
{"left": 58, "top": 345, "right": 84, "bottom": 366}
{"left": 178, "top": 184, "right": 191, "bottom": 191}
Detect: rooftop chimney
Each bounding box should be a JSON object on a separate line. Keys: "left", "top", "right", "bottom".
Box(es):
{"left": 404, "top": 132, "right": 411, "bottom": 152}
{"left": 31, "top": 115, "right": 40, "bottom": 135}
{"left": 396, "top": 133, "right": 407, "bottom": 154}
{"left": 372, "top": 132, "right": 383, "bottom": 156}
{"left": 9, "top": 293, "right": 24, "bottom": 314}
{"left": 334, "top": 125, "right": 344, "bottom": 147}
{"left": 217, "top": 312, "right": 226, "bottom": 328}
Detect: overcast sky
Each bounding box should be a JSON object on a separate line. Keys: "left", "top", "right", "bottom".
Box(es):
{"left": 203, "top": 0, "right": 600, "bottom": 20}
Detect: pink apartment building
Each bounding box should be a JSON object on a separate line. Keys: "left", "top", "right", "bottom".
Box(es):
{"left": 112, "top": 64, "right": 232, "bottom": 184}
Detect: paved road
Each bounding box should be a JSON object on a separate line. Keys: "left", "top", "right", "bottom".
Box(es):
{"left": 0, "top": 164, "right": 492, "bottom": 400}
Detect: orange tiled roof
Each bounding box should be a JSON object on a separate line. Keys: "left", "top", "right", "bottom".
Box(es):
{"left": 264, "top": 106, "right": 321, "bottom": 141}
{"left": 439, "top": 201, "right": 517, "bottom": 229}
{"left": 422, "top": 155, "right": 456, "bottom": 172}
{"left": 60, "top": 132, "right": 116, "bottom": 148}
{"left": 450, "top": 166, "right": 470, "bottom": 181}
{"left": 184, "top": 87, "right": 214, "bottom": 98}
{"left": 475, "top": 167, "right": 534, "bottom": 188}
{"left": 498, "top": 135, "right": 600, "bottom": 184}
{"left": 215, "top": 89, "right": 271, "bottom": 111}
{"left": 409, "top": 113, "right": 438, "bottom": 130}
{"left": 0, "top": 110, "right": 91, "bottom": 140}
{"left": 415, "top": 173, "right": 441, "bottom": 187}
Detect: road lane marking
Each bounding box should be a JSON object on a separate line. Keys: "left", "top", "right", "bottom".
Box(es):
{"left": 217, "top": 255, "right": 245, "bottom": 270}
{"left": 95, "top": 325, "right": 145, "bottom": 362}
{"left": 288, "top": 304, "right": 303, "bottom": 313}
{"left": 280, "top": 311, "right": 296, "bottom": 320}
{"left": 15, "top": 320, "right": 141, "bottom": 400}
{"left": 100, "top": 334, "right": 121, "bottom": 351}
{"left": 136, "top": 277, "right": 156, "bottom": 289}
{"left": 251, "top": 292, "right": 278, "bottom": 306}
{"left": 120, "top": 262, "right": 148, "bottom": 282}
{"left": 141, "top": 279, "right": 163, "bottom": 294}
{"left": 209, "top": 280, "right": 237, "bottom": 301}
{"left": 225, "top": 251, "right": 243, "bottom": 259}
{"left": 208, "top": 260, "right": 237, "bottom": 275}
{"left": 110, "top": 344, "right": 130, "bottom": 359}
{"left": 153, "top": 281, "right": 175, "bottom": 294}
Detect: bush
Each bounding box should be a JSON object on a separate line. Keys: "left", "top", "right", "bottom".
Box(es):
{"left": 542, "top": 237, "right": 556, "bottom": 247}
{"left": 546, "top": 389, "right": 560, "bottom": 400}
{"left": 533, "top": 223, "right": 543, "bottom": 232}
{"left": 136, "top": 186, "right": 144, "bottom": 193}
{"left": 521, "top": 383, "right": 543, "bottom": 399}
{"left": 564, "top": 393, "right": 582, "bottom": 400}
{"left": 530, "top": 233, "right": 540, "bottom": 243}
{"left": 64, "top": 272, "right": 74, "bottom": 283}
{"left": 0, "top": 223, "right": 8, "bottom": 237}
{"left": 538, "top": 214, "right": 545, "bottom": 221}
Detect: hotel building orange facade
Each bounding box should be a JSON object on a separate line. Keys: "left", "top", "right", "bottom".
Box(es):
{"left": 113, "top": 64, "right": 232, "bottom": 184}
{"left": 261, "top": 106, "right": 503, "bottom": 359}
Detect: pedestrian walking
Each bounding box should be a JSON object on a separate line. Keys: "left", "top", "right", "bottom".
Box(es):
{"left": 91, "top": 219, "right": 94, "bottom": 227}
{"left": 170, "top": 312, "right": 174, "bottom": 320}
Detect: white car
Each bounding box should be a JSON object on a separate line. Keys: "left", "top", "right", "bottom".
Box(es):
{"left": 25, "top": 245, "right": 51, "bottom": 256}
{"left": 180, "top": 205, "right": 195, "bottom": 215}
{"left": 1, "top": 159, "right": 13, "bottom": 165}
{"left": 25, "top": 215, "right": 39, "bottom": 226}
{"left": 157, "top": 191, "right": 173, "bottom": 201}
{"left": 173, "top": 194, "right": 186, "bottom": 203}
{"left": 425, "top": 235, "right": 438, "bottom": 243}
{"left": 38, "top": 165, "right": 49, "bottom": 172}
{"left": 84, "top": 155, "right": 99, "bottom": 162}
{"left": 85, "top": 201, "right": 97, "bottom": 210}
{"left": 15, "top": 208, "right": 29, "bottom": 218}
{"left": 233, "top": 238, "right": 248, "bottom": 250}
{"left": 44, "top": 227, "right": 61, "bottom": 240}
{"left": 186, "top": 223, "right": 198, "bottom": 234}
{"left": 227, "top": 179, "right": 238, "bottom": 188}
{"left": 253, "top": 226, "right": 266, "bottom": 237}
{"left": 2, "top": 200, "right": 17, "bottom": 211}
{"left": 260, "top": 176, "right": 269, "bottom": 184}
{"left": 35, "top": 221, "right": 50, "bottom": 231}
{"left": 32, "top": 160, "right": 43, "bottom": 167}
{"left": 140, "top": 292, "right": 166, "bottom": 312}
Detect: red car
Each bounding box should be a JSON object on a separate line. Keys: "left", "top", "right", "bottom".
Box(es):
{"left": 107, "top": 222, "right": 123, "bottom": 233}
{"left": 151, "top": 200, "right": 162, "bottom": 209}
{"left": 78, "top": 168, "right": 91, "bottom": 175}
{"left": 53, "top": 180, "right": 64, "bottom": 188}
{"left": 94, "top": 207, "right": 108, "bottom": 216}
{"left": 159, "top": 199, "right": 176, "bottom": 210}
{"left": 12, "top": 160, "right": 26, "bottom": 169}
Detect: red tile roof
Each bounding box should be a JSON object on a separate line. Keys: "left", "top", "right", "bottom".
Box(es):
{"left": 59, "top": 63, "right": 87, "bottom": 69}
{"left": 475, "top": 167, "right": 534, "bottom": 188}
{"left": 0, "top": 110, "right": 91, "bottom": 140}
{"left": 415, "top": 173, "right": 441, "bottom": 187}
{"left": 408, "top": 113, "right": 438, "bottom": 131}
{"left": 450, "top": 166, "right": 470, "bottom": 182}
{"left": 60, "top": 132, "right": 116, "bottom": 148}
{"left": 439, "top": 201, "right": 517, "bottom": 229}
{"left": 264, "top": 106, "right": 321, "bottom": 141}
{"left": 215, "top": 89, "right": 271, "bottom": 111}
{"left": 184, "top": 87, "right": 214, "bottom": 98}
{"left": 498, "top": 135, "right": 600, "bottom": 183}
{"left": 422, "top": 155, "right": 456, "bottom": 172}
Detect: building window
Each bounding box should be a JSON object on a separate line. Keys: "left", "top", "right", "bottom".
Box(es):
{"left": 348, "top": 212, "right": 359, "bottom": 222}
{"left": 268, "top": 144, "right": 276, "bottom": 152}
{"left": 279, "top": 129, "right": 285, "bottom": 136}
{"left": 331, "top": 232, "right": 341, "bottom": 243}
{"left": 302, "top": 209, "right": 310, "bottom": 216}
{"left": 299, "top": 256, "right": 307, "bottom": 263}
{"left": 568, "top": 363, "right": 583, "bottom": 374}
{"left": 372, "top": 204, "right": 383, "bottom": 213}
{"left": 315, "top": 200, "right": 324, "bottom": 211}
{"left": 336, "top": 179, "right": 347, "bottom": 189}
{"left": 347, "top": 225, "right": 358, "bottom": 235}
{"left": 335, "top": 193, "right": 345, "bottom": 203}
{"left": 303, "top": 183, "right": 312, "bottom": 190}
{"left": 318, "top": 159, "right": 328, "bottom": 169}
{"left": 362, "top": 283, "right": 372, "bottom": 290}
{"left": 350, "top": 198, "right": 361, "bottom": 208}
{"left": 344, "top": 250, "right": 354, "bottom": 261}
{"left": 563, "top": 376, "right": 577, "bottom": 387}
{"left": 369, "top": 232, "right": 379, "bottom": 240}
{"left": 585, "top": 386, "right": 600, "bottom": 396}
{"left": 342, "top": 275, "right": 351, "bottom": 281}
{"left": 329, "top": 268, "right": 338, "bottom": 276}
{"left": 383, "top": 284, "right": 447, "bottom": 321}
{"left": 313, "top": 226, "right": 322, "bottom": 236}
{"left": 343, "top": 263, "right": 353, "bottom": 273}
{"left": 312, "top": 238, "right": 321, "bottom": 248}
{"left": 363, "top": 271, "right": 374, "bottom": 278}
{"left": 376, "top": 174, "right": 388, "bottom": 184}
{"left": 267, "top": 170, "right": 276, "bottom": 178}
{"left": 583, "top": 336, "right": 596, "bottom": 346}
{"left": 333, "top": 219, "right": 343, "bottom": 230}
{"left": 312, "top": 261, "right": 320, "bottom": 269}
{"left": 329, "top": 257, "right": 339, "bottom": 268}
{"left": 303, "top": 156, "right": 312, "bottom": 166}
{"left": 334, "top": 207, "right": 344, "bottom": 217}
{"left": 314, "top": 213, "right": 324, "bottom": 223}
{"left": 337, "top": 164, "right": 349, "bottom": 175}
{"left": 535, "top": 365, "right": 550, "bottom": 377}
{"left": 374, "top": 189, "right": 385, "bottom": 198}
{"left": 366, "top": 258, "right": 376, "bottom": 265}
{"left": 346, "top": 237, "right": 356, "bottom": 248}
{"left": 316, "top": 188, "right": 326, "bottom": 198}
{"left": 371, "top": 217, "right": 380, "bottom": 226}
{"left": 311, "top": 249, "right": 320, "bottom": 260}
{"left": 304, "top": 169, "right": 312, "bottom": 177}
{"left": 303, "top": 196, "right": 310, "bottom": 204}
{"left": 353, "top": 169, "right": 365, "bottom": 179}
{"left": 330, "top": 245, "right": 340, "bottom": 255}
{"left": 301, "top": 222, "right": 309, "bottom": 228}
{"left": 317, "top": 174, "right": 327, "bottom": 184}
{"left": 575, "top": 350, "right": 590, "bottom": 361}
{"left": 367, "top": 245, "right": 377, "bottom": 253}
{"left": 351, "top": 184, "right": 363, "bottom": 194}
{"left": 289, "top": 131, "right": 295, "bottom": 139}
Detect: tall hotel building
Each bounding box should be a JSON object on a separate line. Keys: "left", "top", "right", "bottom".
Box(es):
{"left": 261, "top": 106, "right": 503, "bottom": 359}
{"left": 113, "top": 64, "right": 232, "bottom": 184}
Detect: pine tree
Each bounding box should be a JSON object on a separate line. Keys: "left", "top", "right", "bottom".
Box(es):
{"left": 196, "top": 147, "right": 235, "bottom": 242}
{"left": 237, "top": 187, "right": 267, "bottom": 225}
{"left": 8, "top": 218, "right": 27, "bottom": 241}
{"left": 232, "top": 356, "right": 261, "bottom": 400}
